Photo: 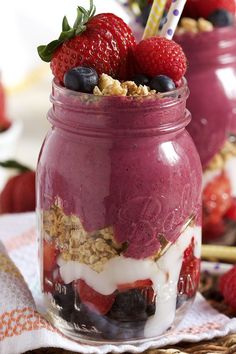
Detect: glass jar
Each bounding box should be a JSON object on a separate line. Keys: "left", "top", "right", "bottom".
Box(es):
{"left": 176, "top": 27, "right": 236, "bottom": 243}
{"left": 37, "top": 79, "right": 202, "bottom": 343}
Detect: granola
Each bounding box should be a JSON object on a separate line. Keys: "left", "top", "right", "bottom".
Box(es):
{"left": 176, "top": 17, "right": 214, "bottom": 35}
{"left": 43, "top": 204, "right": 123, "bottom": 272}
{"left": 205, "top": 140, "right": 236, "bottom": 172}
{"left": 93, "top": 74, "right": 156, "bottom": 97}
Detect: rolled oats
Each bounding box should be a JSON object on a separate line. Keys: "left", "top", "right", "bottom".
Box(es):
{"left": 198, "top": 18, "right": 214, "bottom": 32}
{"left": 93, "top": 74, "right": 156, "bottom": 97}
{"left": 177, "top": 17, "right": 214, "bottom": 34}
{"left": 42, "top": 203, "right": 123, "bottom": 272}
{"left": 180, "top": 17, "right": 198, "bottom": 33}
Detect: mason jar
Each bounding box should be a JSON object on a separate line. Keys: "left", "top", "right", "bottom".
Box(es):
{"left": 37, "top": 79, "right": 202, "bottom": 343}
{"left": 176, "top": 26, "right": 236, "bottom": 243}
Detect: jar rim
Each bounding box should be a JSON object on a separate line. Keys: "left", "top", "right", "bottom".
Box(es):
{"left": 52, "top": 77, "right": 188, "bottom": 104}
{"left": 49, "top": 77, "right": 190, "bottom": 136}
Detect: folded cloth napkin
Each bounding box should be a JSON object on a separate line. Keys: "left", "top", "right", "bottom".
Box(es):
{"left": 1, "top": 212, "right": 236, "bottom": 354}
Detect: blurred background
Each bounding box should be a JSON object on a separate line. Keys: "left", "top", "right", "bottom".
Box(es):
{"left": 0, "top": 0, "right": 137, "bottom": 173}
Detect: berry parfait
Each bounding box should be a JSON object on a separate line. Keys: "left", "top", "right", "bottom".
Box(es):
{"left": 128, "top": 0, "right": 236, "bottom": 243}
{"left": 37, "top": 1, "right": 202, "bottom": 343}
{"left": 173, "top": 0, "right": 236, "bottom": 243}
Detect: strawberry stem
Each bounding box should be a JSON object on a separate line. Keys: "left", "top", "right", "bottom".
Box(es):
{"left": 0, "top": 160, "right": 31, "bottom": 173}
{"left": 37, "top": 1, "right": 96, "bottom": 62}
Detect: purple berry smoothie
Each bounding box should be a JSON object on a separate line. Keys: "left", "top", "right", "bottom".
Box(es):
{"left": 37, "top": 80, "right": 201, "bottom": 257}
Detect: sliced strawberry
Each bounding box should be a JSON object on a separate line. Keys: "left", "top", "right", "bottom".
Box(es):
{"left": 178, "top": 238, "right": 200, "bottom": 298}
{"left": 225, "top": 198, "right": 236, "bottom": 221}
{"left": 43, "top": 240, "right": 59, "bottom": 272}
{"left": 75, "top": 279, "right": 116, "bottom": 315}
{"left": 117, "top": 279, "right": 153, "bottom": 291}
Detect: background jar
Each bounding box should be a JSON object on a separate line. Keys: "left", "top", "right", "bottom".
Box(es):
{"left": 176, "top": 26, "right": 236, "bottom": 243}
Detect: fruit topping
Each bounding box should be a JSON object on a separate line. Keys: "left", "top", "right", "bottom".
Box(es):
{"left": 196, "top": 0, "right": 236, "bottom": 19}
{"left": 219, "top": 264, "right": 236, "bottom": 310}
{"left": 208, "top": 9, "right": 234, "bottom": 27}
{"left": 75, "top": 279, "right": 116, "bottom": 315}
{"left": 38, "top": 1, "right": 136, "bottom": 83}
{"left": 64, "top": 66, "right": 98, "bottom": 93}
{"left": 133, "top": 74, "right": 150, "bottom": 86}
{"left": 134, "top": 36, "right": 187, "bottom": 82}
{"left": 43, "top": 240, "right": 59, "bottom": 272}
{"left": 149, "top": 75, "right": 176, "bottom": 92}
{"left": 178, "top": 238, "right": 200, "bottom": 298}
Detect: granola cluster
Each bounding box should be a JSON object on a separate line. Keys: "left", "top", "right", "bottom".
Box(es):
{"left": 93, "top": 74, "right": 156, "bottom": 97}
{"left": 206, "top": 140, "right": 236, "bottom": 172}
{"left": 43, "top": 204, "right": 122, "bottom": 272}
{"left": 176, "top": 17, "right": 213, "bottom": 35}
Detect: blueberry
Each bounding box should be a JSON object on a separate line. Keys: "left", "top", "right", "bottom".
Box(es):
{"left": 63, "top": 66, "right": 98, "bottom": 93}
{"left": 133, "top": 74, "right": 150, "bottom": 86}
{"left": 149, "top": 75, "right": 176, "bottom": 93}
{"left": 108, "top": 289, "right": 148, "bottom": 321}
{"left": 53, "top": 283, "right": 75, "bottom": 309}
{"left": 52, "top": 283, "right": 75, "bottom": 322}
{"left": 208, "top": 9, "right": 234, "bottom": 27}
{"left": 146, "top": 303, "right": 156, "bottom": 316}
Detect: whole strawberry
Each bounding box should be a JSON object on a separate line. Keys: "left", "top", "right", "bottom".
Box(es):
{"left": 219, "top": 265, "right": 236, "bottom": 310}
{"left": 134, "top": 36, "right": 187, "bottom": 82}
{"left": 196, "top": 0, "right": 236, "bottom": 19}
{"left": 0, "top": 160, "right": 35, "bottom": 214}
{"left": 0, "top": 81, "right": 11, "bottom": 132}
{"left": 38, "top": 1, "right": 136, "bottom": 83}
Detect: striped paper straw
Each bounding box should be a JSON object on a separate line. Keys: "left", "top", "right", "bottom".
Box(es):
{"left": 142, "top": 0, "right": 167, "bottom": 40}
{"left": 160, "top": 0, "right": 187, "bottom": 39}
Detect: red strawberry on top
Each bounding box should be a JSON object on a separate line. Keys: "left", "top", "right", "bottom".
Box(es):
{"left": 196, "top": 0, "right": 236, "bottom": 19}
{"left": 37, "top": 1, "right": 136, "bottom": 83}
{"left": 134, "top": 37, "right": 187, "bottom": 82}
{"left": 182, "top": 0, "right": 201, "bottom": 19}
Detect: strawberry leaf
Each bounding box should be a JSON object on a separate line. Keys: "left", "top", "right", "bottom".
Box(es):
{"left": 62, "top": 16, "right": 71, "bottom": 32}
{"left": 37, "top": 0, "right": 96, "bottom": 63}
{"left": 0, "top": 160, "right": 31, "bottom": 173}
{"left": 38, "top": 40, "right": 62, "bottom": 62}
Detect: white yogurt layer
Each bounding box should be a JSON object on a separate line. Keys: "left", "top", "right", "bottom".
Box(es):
{"left": 58, "top": 225, "right": 201, "bottom": 338}
{"left": 225, "top": 157, "right": 236, "bottom": 197}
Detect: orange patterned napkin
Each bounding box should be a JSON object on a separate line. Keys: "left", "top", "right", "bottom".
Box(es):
{"left": 1, "top": 212, "right": 236, "bottom": 354}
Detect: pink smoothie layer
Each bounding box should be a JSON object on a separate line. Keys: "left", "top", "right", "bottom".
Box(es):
{"left": 176, "top": 26, "right": 236, "bottom": 167}
{"left": 37, "top": 82, "right": 202, "bottom": 259}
